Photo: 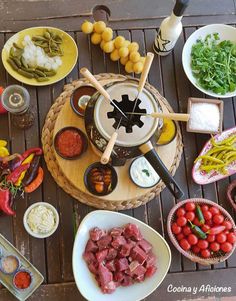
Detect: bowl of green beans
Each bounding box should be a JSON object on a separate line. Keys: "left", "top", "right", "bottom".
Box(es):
{"left": 182, "top": 24, "right": 236, "bottom": 98}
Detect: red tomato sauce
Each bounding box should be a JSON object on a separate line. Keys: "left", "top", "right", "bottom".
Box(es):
{"left": 14, "top": 271, "right": 31, "bottom": 289}
{"left": 56, "top": 129, "right": 83, "bottom": 157}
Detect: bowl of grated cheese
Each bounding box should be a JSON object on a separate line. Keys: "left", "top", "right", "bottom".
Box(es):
{"left": 23, "top": 202, "right": 59, "bottom": 239}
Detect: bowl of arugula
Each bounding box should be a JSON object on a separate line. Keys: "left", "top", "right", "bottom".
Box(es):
{"left": 182, "top": 24, "right": 236, "bottom": 98}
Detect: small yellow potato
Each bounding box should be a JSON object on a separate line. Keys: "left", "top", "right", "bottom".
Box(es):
{"left": 110, "top": 49, "right": 120, "bottom": 61}
{"left": 125, "top": 60, "right": 134, "bottom": 73}
{"left": 128, "top": 42, "right": 139, "bottom": 52}
{"left": 91, "top": 33, "right": 102, "bottom": 45}
{"left": 103, "top": 41, "right": 115, "bottom": 53}
{"left": 100, "top": 40, "right": 106, "bottom": 50}
{"left": 118, "top": 47, "right": 129, "bottom": 58}
{"left": 114, "top": 36, "right": 125, "bottom": 48}
{"left": 129, "top": 51, "right": 141, "bottom": 63}
{"left": 139, "top": 56, "right": 146, "bottom": 64}
{"left": 123, "top": 40, "right": 131, "bottom": 48}
{"left": 93, "top": 21, "right": 106, "bottom": 34}
{"left": 120, "top": 56, "right": 129, "bottom": 66}
{"left": 133, "top": 61, "right": 144, "bottom": 74}
{"left": 81, "top": 21, "right": 94, "bottom": 34}
{"left": 102, "top": 28, "right": 113, "bottom": 42}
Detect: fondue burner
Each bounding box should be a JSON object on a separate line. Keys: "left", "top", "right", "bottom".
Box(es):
{"left": 107, "top": 94, "right": 146, "bottom": 133}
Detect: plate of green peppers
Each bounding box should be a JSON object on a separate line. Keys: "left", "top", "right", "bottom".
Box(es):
{"left": 192, "top": 127, "right": 236, "bottom": 185}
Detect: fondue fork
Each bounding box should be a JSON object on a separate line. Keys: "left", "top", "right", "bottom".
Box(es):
{"left": 126, "top": 112, "right": 190, "bottom": 122}
{"left": 80, "top": 68, "right": 128, "bottom": 120}
{"left": 100, "top": 118, "right": 122, "bottom": 165}
{"left": 131, "top": 52, "right": 154, "bottom": 115}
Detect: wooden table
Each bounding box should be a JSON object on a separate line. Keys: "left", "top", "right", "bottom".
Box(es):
{"left": 0, "top": 1, "right": 236, "bottom": 300}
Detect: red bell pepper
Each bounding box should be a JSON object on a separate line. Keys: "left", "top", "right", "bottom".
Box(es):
{"left": 21, "top": 148, "right": 43, "bottom": 161}
{"left": 6, "top": 163, "right": 30, "bottom": 184}
{"left": 0, "top": 189, "right": 15, "bottom": 216}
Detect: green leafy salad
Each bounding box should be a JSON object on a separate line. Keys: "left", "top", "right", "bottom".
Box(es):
{"left": 191, "top": 33, "right": 236, "bottom": 95}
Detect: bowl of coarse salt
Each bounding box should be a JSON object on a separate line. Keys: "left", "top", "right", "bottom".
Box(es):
{"left": 186, "top": 97, "right": 223, "bottom": 134}
{"left": 23, "top": 202, "right": 59, "bottom": 239}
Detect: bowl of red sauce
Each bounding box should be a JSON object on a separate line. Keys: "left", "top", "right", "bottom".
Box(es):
{"left": 70, "top": 85, "right": 97, "bottom": 117}
{"left": 54, "top": 126, "right": 88, "bottom": 160}
{"left": 13, "top": 269, "right": 32, "bottom": 290}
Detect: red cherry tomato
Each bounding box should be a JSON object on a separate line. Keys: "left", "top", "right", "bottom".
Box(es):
{"left": 221, "top": 242, "right": 233, "bottom": 253}
{"left": 207, "top": 235, "right": 216, "bottom": 243}
{"left": 206, "top": 219, "right": 213, "bottom": 227}
{"left": 176, "top": 233, "right": 185, "bottom": 241}
{"left": 203, "top": 211, "right": 212, "bottom": 221}
{"left": 176, "top": 208, "right": 186, "bottom": 217}
{"left": 193, "top": 217, "right": 202, "bottom": 227}
{"left": 192, "top": 246, "right": 200, "bottom": 254}
{"left": 185, "top": 202, "right": 196, "bottom": 212}
{"left": 210, "top": 242, "right": 220, "bottom": 252}
{"left": 222, "top": 220, "right": 233, "bottom": 230}
{"left": 213, "top": 214, "right": 224, "bottom": 225}
{"left": 201, "top": 249, "right": 211, "bottom": 258}
{"left": 185, "top": 211, "right": 195, "bottom": 222}
{"left": 177, "top": 216, "right": 187, "bottom": 227}
{"left": 197, "top": 239, "right": 209, "bottom": 249}
{"left": 224, "top": 230, "right": 230, "bottom": 235}
{"left": 172, "top": 223, "right": 182, "bottom": 235}
{"left": 183, "top": 226, "right": 192, "bottom": 236}
{"left": 209, "top": 206, "right": 220, "bottom": 216}
{"left": 216, "top": 233, "right": 227, "bottom": 244}
{"left": 201, "top": 205, "right": 209, "bottom": 212}
{"left": 201, "top": 224, "right": 210, "bottom": 233}
{"left": 187, "top": 234, "right": 198, "bottom": 245}
{"left": 180, "top": 238, "right": 191, "bottom": 251}
{"left": 227, "top": 233, "right": 236, "bottom": 244}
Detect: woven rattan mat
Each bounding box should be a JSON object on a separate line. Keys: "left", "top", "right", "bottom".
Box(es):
{"left": 42, "top": 73, "right": 183, "bottom": 210}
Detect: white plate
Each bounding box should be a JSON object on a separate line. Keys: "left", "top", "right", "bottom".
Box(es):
{"left": 72, "top": 210, "right": 171, "bottom": 301}
{"left": 182, "top": 24, "right": 236, "bottom": 98}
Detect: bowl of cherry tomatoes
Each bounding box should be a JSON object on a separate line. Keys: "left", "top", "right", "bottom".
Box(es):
{"left": 167, "top": 198, "right": 236, "bottom": 265}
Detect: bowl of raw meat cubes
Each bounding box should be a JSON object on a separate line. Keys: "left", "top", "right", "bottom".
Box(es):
{"left": 72, "top": 210, "right": 171, "bottom": 301}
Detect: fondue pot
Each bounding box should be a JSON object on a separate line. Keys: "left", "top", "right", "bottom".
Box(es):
{"left": 83, "top": 78, "right": 184, "bottom": 199}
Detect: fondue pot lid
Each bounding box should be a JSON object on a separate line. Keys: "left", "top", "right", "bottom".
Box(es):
{"left": 94, "top": 82, "right": 159, "bottom": 147}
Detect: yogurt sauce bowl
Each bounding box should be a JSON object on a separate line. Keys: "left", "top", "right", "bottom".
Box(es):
{"left": 129, "top": 156, "right": 160, "bottom": 188}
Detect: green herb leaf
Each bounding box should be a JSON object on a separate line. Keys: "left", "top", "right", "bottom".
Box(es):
{"left": 142, "top": 169, "right": 150, "bottom": 177}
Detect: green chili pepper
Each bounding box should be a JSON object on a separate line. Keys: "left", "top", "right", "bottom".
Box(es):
{"left": 44, "top": 70, "right": 56, "bottom": 76}
{"left": 18, "top": 69, "right": 34, "bottom": 78}
{"left": 194, "top": 155, "right": 223, "bottom": 164}
{"left": 188, "top": 220, "right": 207, "bottom": 239}
{"left": 21, "top": 57, "right": 28, "bottom": 69}
{"left": 196, "top": 205, "right": 205, "bottom": 224}
{"left": 34, "top": 69, "right": 46, "bottom": 77}
{"left": 44, "top": 32, "right": 51, "bottom": 39}
{"left": 32, "top": 36, "right": 47, "bottom": 42}
{"left": 13, "top": 42, "right": 23, "bottom": 50}
{"left": 7, "top": 58, "right": 19, "bottom": 71}
{"left": 36, "top": 77, "right": 49, "bottom": 82}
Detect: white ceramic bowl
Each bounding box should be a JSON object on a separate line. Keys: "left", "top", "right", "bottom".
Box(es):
{"left": 72, "top": 210, "right": 171, "bottom": 301}
{"left": 182, "top": 24, "right": 236, "bottom": 98}
{"left": 23, "top": 202, "right": 59, "bottom": 239}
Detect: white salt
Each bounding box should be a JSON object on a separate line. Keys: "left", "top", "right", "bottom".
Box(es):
{"left": 189, "top": 103, "right": 220, "bottom": 132}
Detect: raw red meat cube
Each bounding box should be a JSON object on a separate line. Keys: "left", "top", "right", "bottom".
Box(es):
{"left": 90, "top": 227, "right": 106, "bottom": 241}
{"left": 88, "top": 262, "right": 98, "bottom": 275}
{"left": 97, "top": 235, "right": 112, "bottom": 250}
{"left": 106, "top": 248, "right": 118, "bottom": 260}
{"left": 124, "top": 223, "right": 142, "bottom": 241}
{"left": 121, "top": 275, "right": 133, "bottom": 286}
{"left": 131, "top": 264, "right": 146, "bottom": 277}
{"left": 114, "top": 271, "right": 125, "bottom": 283}
{"left": 135, "top": 274, "right": 145, "bottom": 282}
{"left": 102, "top": 281, "right": 117, "bottom": 294}
{"left": 115, "top": 258, "right": 129, "bottom": 271}
{"left": 120, "top": 242, "right": 134, "bottom": 257}
{"left": 96, "top": 249, "right": 108, "bottom": 263}
{"left": 130, "top": 245, "right": 148, "bottom": 264}
{"left": 138, "top": 239, "right": 152, "bottom": 253}
{"left": 105, "top": 260, "right": 116, "bottom": 272}
{"left": 145, "top": 252, "right": 157, "bottom": 268}
{"left": 129, "top": 260, "right": 140, "bottom": 273}
{"left": 83, "top": 252, "right": 96, "bottom": 264}
{"left": 98, "top": 263, "right": 113, "bottom": 286}
{"left": 111, "top": 236, "right": 127, "bottom": 249}
{"left": 145, "top": 265, "right": 157, "bottom": 278}
{"left": 85, "top": 239, "right": 98, "bottom": 253}
{"left": 110, "top": 227, "right": 123, "bottom": 237}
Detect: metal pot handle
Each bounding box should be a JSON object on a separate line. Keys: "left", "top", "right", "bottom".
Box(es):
{"left": 139, "top": 142, "right": 184, "bottom": 199}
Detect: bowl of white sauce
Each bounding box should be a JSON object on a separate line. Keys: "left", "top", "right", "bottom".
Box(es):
{"left": 129, "top": 156, "right": 160, "bottom": 188}
{"left": 23, "top": 202, "right": 59, "bottom": 239}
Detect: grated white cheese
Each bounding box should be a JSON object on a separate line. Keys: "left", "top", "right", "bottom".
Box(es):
{"left": 27, "top": 205, "right": 56, "bottom": 234}
{"left": 189, "top": 103, "right": 220, "bottom": 132}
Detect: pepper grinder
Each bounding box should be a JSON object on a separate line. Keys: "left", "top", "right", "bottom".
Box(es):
{"left": 153, "top": 0, "right": 190, "bottom": 56}
{"left": 1, "top": 85, "right": 35, "bottom": 129}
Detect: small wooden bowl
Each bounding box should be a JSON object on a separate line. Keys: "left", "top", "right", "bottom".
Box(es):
{"left": 167, "top": 198, "right": 236, "bottom": 265}
{"left": 227, "top": 180, "right": 236, "bottom": 211}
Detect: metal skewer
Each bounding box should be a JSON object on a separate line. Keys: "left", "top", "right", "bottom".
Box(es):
{"left": 126, "top": 111, "right": 190, "bottom": 122}
{"left": 80, "top": 68, "right": 129, "bottom": 120}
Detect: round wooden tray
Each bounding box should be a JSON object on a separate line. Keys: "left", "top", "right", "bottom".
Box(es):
{"left": 42, "top": 73, "right": 183, "bottom": 210}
